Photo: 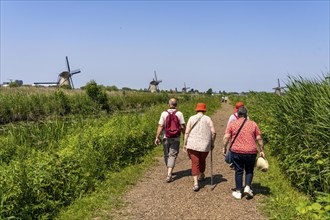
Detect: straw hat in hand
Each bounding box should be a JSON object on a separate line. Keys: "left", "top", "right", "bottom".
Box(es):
{"left": 256, "top": 157, "right": 269, "bottom": 172}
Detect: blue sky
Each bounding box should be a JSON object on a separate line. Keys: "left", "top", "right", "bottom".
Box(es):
{"left": 1, "top": 0, "right": 329, "bottom": 92}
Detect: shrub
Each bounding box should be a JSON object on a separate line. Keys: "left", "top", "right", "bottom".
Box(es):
{"left": 84, "top": 81, "right": 110, "bottom": 112}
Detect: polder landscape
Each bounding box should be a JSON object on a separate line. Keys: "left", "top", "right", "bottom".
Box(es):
{"left": 0, "top": 76, "right": 329, "bottom": 219}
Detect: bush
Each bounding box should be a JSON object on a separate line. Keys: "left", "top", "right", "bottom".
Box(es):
{"left": 84, "top": 81, "right": 110, "bottom": 112}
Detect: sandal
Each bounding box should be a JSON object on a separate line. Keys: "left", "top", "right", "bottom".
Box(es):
{"left": 193, "top": 185, "right": 199, "bottom": 192}
{"left": 166, "top": 175, "right": 173, "bottom": 183}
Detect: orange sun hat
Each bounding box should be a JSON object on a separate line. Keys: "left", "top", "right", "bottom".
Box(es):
{"left": 195, "top": 103, "right": 207, "bottom": 112}
{"left": 234, "top": 102, "right": 244, "bottom": 113}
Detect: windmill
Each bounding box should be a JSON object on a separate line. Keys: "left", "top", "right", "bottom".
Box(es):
{"left": 2, "top": 79, "right": 23, "bottom": 87}
{"left": 272, "top": 78, "right": 286, "bottom": 95}
{"left": 325, "top": 76, "right": 330, "bottom": 84}
{"left": 182, "top": 82, "right": 190, "bottom": 93}
{"left": 148, "top": 70, "right": 162, "bottom": 93}
{"left": 34, "top": 56, "right": 81, "bottom": 89}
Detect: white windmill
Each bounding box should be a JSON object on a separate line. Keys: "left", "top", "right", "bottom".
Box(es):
{"left": 148, "top": 71, "right": 162, "bottom": 93}
{"left": 272, "top": 78, "right": 286, "bottom": 95}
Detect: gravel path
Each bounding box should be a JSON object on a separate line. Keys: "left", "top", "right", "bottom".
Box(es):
{"left": 113, "top": 102, "right": 267, "bottom": 220}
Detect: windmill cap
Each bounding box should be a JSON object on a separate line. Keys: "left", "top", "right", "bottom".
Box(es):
{"left": 195, "top": 103, "right": 207, "bottom": 112}
{"left": 234, "top": 102, "right": 244, "bottom": 112}
{"left": 256, "top": 157, "right": 269, "bottom": 172}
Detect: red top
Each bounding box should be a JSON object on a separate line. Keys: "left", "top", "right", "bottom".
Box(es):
{"left": 225, "top": 118, "right": 261, "bottom": 154}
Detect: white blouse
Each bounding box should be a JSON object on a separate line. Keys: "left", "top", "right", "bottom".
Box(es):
{"left": 186, "top": 113, "right": 214, "bottom": 152}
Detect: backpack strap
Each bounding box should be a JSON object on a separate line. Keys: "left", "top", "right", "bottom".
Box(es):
{"left": 234, "top": 113, "right": 239, "bottom": 120}
{"left": 166, "top": 110, "right": 177, "bottom": 114}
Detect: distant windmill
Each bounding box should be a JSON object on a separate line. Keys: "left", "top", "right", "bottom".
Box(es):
{"left": 34, "top": 56, "right": 81, "bottom": 89}
{"left": 182, "top": 82, "right": 190, "bottom": 93}
{"left": 273, "top": 78, "right": 286, "bottom": 95}
{"left": 325, "top": 76, "right": 330, "bottom": 84}
{"left": 148, "top": 71, "right": 162, "bottom": 93}
{"left": 2, "top": 79, "right": 23, "bottom": 87}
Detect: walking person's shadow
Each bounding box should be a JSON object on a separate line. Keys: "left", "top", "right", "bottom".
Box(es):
{"left": 199, "top": 174, "right": 227, "bottom": 190}
{"left": 251, "top": 182, "right": 271, "bottom": 196}
{"left": 172, "top": 170, "right": 227, "bottom": 191}
{"left": 172, "top": 169, "right": 191, "bottom": 180}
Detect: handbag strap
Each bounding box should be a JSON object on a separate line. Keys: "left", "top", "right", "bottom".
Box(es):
{"left": 229, "top": 117, "right": 247, "bottom": 149}
{"left": 186, "top": 115, "right": 203, "bottom": 142}
{"left": 190, "top": 115, "right": 203, "bottom": 132}
{"left": 187, "top": 115, "right": 204, "bottom": 138}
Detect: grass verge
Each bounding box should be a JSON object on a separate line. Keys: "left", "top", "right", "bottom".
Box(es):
{"left": 254, "top": 149, "right": 314, "bottom": 220}
{"left": 55, "top": 146, "right": 163, "bottom": 220}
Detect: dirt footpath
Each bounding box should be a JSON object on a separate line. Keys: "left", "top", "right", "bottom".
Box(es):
{"left": 113, "top": 102, "right": 267, "bottom": 220}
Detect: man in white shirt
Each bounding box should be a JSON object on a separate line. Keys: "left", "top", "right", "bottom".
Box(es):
{"left": 155, "top": 98, "right": 186, "bottom": 182}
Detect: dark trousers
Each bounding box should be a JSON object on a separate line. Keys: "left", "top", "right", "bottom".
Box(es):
{"left": 231, "top": 152, "right": 257, "bottom": 191}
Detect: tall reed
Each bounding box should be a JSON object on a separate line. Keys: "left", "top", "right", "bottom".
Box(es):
{"left": 270, "top": 77, "right": 329, "bottom": 195}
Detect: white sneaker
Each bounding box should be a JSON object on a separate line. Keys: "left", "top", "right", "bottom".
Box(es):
{"left": 232, "top": 191, "right": 242, "bottom": 199}
{"left": 244, "top": 185, "right": 254, "bottom": 198}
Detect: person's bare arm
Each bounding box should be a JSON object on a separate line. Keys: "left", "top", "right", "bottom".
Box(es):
{"left": 256, "top": 135, "right": 265, "bottom": 157}
{"left": 183, "top": 120, "right": 191, "bottom": 152}
{"left": 180, "top": 124, "right": 186, "bottom": 136}
{"left": 223, "top": 134, "right": 231, "bottom": 155}
{"left": 155, "top": 124, "right": 164, "bottom": 145}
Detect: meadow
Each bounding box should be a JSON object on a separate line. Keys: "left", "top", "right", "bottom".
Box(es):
{"left": 0, "top": 84, "right": 219, "bottom": 219}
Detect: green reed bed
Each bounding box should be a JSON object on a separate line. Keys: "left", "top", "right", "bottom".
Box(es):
{"left": 106, "top": 91, "right": 170, "bottom": 110}
{"left": 0, "top": 89, "right": 100, "bottom": 124}
{"left": 0, "top": 86, "right": 172, "bottom": 125}
{"left": 269, "top": 77, "right": 330, "bottom": 219}
{"left": 272, "top": 77, "right": 329, "bottom": 195}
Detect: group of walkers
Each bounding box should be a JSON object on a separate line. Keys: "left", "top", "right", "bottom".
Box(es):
{"left": 154, "top": 98, "right": 265, "bottom": 200}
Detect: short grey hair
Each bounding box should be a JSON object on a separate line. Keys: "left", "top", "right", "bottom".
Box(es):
{"left": 237, "top": 106, "right": 248, "bottom": 118}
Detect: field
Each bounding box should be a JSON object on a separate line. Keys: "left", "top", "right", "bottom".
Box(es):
{"left": 0, "top": 78, "right": 329, "bottom": 219}
{"left": 0, "top": 84, "right": 219, "bottom": 219}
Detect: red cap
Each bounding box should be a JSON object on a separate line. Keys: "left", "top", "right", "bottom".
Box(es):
{"left": 234, "top": 102, "right": 244, "bottom": 113}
